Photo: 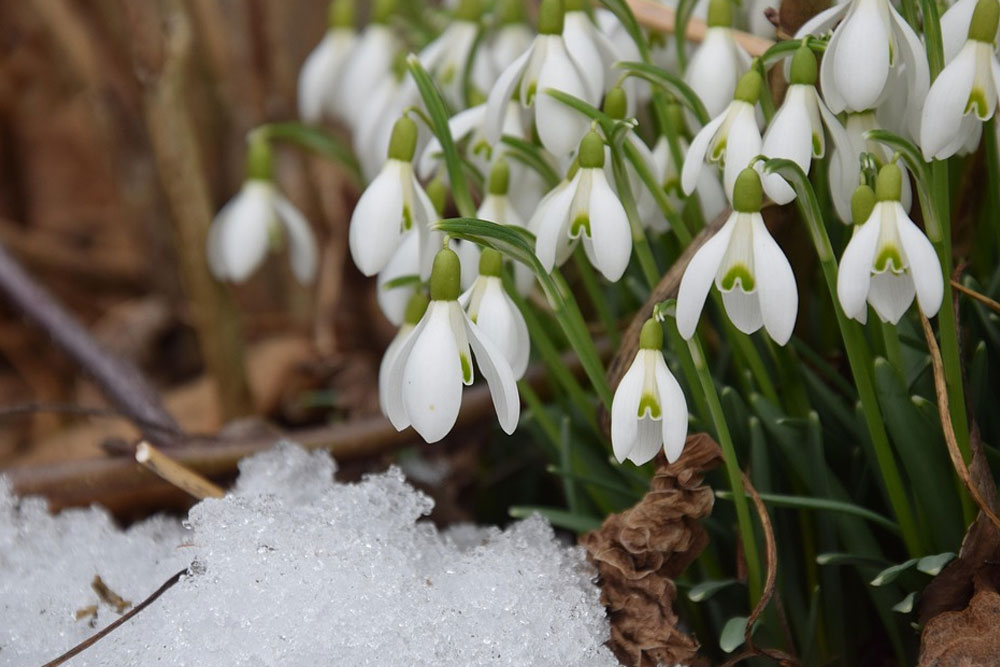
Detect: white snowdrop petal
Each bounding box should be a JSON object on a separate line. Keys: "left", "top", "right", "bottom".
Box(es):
{"left": 273, "top": 193, "right": 318, "bottom": 284}
{"left": 418, "top": 105, "right": 486, "bottom": 179}
{"left": 761, "top": 86, "right": 814, "bottom": 204}
{"left": 654, "top": 355, "right": 689, "bottom": 464}
{"left": 379, "top": 325, "right": 414, "bottom": 425}
{"left": 751, "top": 215, "right": 798, "bottom": 345}
{"left": 535, "top": 40, "right": 590, "bottom": 158}
{"left": 868, "top": 270, "right": 916, "bottom": 323}
{"left": 795, "top": 2, "right": 850, "bottom": 39}
{"left": 473, "top": 278, "right": 525, "bottom": 379}
{"left": 628, "top": 418, "right": 664, "bottom": 466}
{"left": 532, "top": 180, "right": 578, "bottom": 272}
{"left": 722, "top": 108, "right": 763, "bottom": 202}
{"left": 586, "top": 171, "right": 633, "bottom": 281}
{"left": 339, "top": 26, "right": 398, "bottom": 129}
{"left": 384, "top": 311, "right": 431, "bottom": 430}
{"left": 349, "top": 161, "right": 406, "bottom": 276}
{"left": 206, "top": 210, "right": 230, "bottom": 280}
{"left": 454, "top": 239, "right": 482, "bottom": 291}
{"left": 377, "top": 231, "right": 421, "bottom": 326}
{"left": 485, "top": 47, "right": 534, "bottom": 144}
{"left": 216, "top": 183, "right": 275, "bottom": 283}
{"left": 563, "top": 12, "right": 605, "bottom": 104}
{"left": 941, "top": 0, "right": 979, "bottom": 63}
{"left": 722, "top": 288, "right": 765, "bottom": 334}
{"left": 837, "top": 212, "right": 883, "bottom": 321}
{"left": 890, "top": 6, "right": 931, "bottom": 138}
{"left": 894, "top": 207, "right": 944, "bottom": 317}
{"left": 610, "top": 355, "right": 645, "bottom": 463}
{"left": 819, "top": 18, "right": 848, "bottom": 113}
{"left": 681, "top": 111, "right": 726, "bottom": 195}
{"left": 920, "top": 45, "right": 978, "bottom": 160}
{"left": 298, "top": 34, "right": 338, "bottom": 123}
{"left": 464, "top": 313, "right": 521, "bottom": 435}
{"left": 676, "top": 215, "right": 738, "bottom": 339}
{"left": 403, "top": 303, "right": 464, "bottom": 443}
{"left": 686, "top": 29, "right": 743, "bottom": 120}
{"left": 832, "top": 0, "right": 891, "bottom": 111}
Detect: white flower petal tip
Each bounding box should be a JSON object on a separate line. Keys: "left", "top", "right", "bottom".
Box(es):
{"left": 611, "top": 349, "right": 689, "bottom": 466}
{"left": 837, "top": 201, "right": 943, "bottom": 324}
{"left": 464, "top": 275, "right": 531, "bottom": 379}
{"left": 383, "top": 300, "right": 522, "bottom": 443}
{"left": 297, "top": 30, "right": 356, "bottom": 124}
{"left": 208, "top": 181, "right": 318, "bottom": 285}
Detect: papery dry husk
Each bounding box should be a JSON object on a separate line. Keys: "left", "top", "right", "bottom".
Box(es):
{"left": 581, "top": 433, "right": 722, "bottom": 667}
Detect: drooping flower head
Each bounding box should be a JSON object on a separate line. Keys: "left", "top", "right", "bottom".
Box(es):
{"left": 837, "top": 164, "right": 944, "bottom": 323}
{"left": 611, "top": 319, "right": 689, "bottom": 465}
{"left": 419, "top": 0, "right": 496, "bottom": 108}
{"left": 337, "top": 0, "right": 401, "bottom": 131}
{"left": 383, "top": 248, "right": 521, "bottom": 443}
{"left": 676, "top": 168, "right": 799, "bottom": 344}
{"left": 207, "top": 134, "right": 318, "bottom": 285}
{"left": 297, "top": 0, "right": 357, "bottom": 124}
{"left": 379, "top": 290, "right": 429, "bottom": 419}
{"left": 684, "top": 0, "right": 753, "bottom": 123}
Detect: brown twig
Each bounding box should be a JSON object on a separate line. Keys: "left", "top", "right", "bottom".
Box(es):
{"left": 950, "top": 279, "right": 1000, "bottom": 314}
{"left": 0, "top": 240, "right": 182, "bottom": 446}
{"left": 920, "top": 313, "right": 1000, "bottom": 531}
{"left": 627, "top": 0, "right": 776, "bottom": 56}
{"left": 40, "top": 568, "right": 187, "bottom": 667}
{"left": 136, "top": 441, "right": 224, "bottom": 499}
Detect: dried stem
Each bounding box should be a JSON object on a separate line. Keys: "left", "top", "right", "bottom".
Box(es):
{"left": 951, "top": 279, "right": 1000, "bottom": 314}
{"left": 920, "top": 313, "right": 1000, "bottom": 531}
{"left": 136, "top": 441, "right": 224, "bottom": 499}
{"left": 0, "top": 241, "right": 181, "bottom": 445}
{"left": 40, "top": 568, "right": 187, "bottom": 667}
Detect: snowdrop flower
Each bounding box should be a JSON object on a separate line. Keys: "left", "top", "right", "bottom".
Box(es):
{"left": 837, "top": 164, "right": 943, "bottom": 323}
{"left": 207, "top": 138, "right": 317, "bottom": 285}
{"left": 611, "top": 319, "right": 688, "bottom": 465}
{"left": 417, "top": 101, "right": 527, "bottom": 183}
{"left": 419, "top": 0, "right": 495, "bottom": 108}
{"left": 297, "top": 0, "right": 357, "bottom": 124}
{"left": 595, "top": 9, "right": 644, "bottom": 108}
{"left": 377, "top": 231, "right": 421, "bottom": 326}
{"left": 563, "top": 0, "right": 621, "bottom": 105}
{"left": 531, "top": 131, "right": 632, "bottom": 281}
{"left": 337, "top": 0, "right": 401, "bottom": 131}
{"left": 350, "top": 115, "right": 438, "bottom": 277}
{"left": 942, "top": 0, "right": 1000, "bottom": 62}
{"left": 460, "top": 248, "right": 530, "bottom": 378}
{"left": 761, "top": 44, "right": 853, "bottom": 204}
{"left": 920, "top": 0, "right": 1000, "bottom": 160}
{"left": 601, "top": 88, "right": 663, "bottom": 231}
{"left": 379, "top": 291, "right": 429, "bottom": 416}
{"left": 684, "top": 0, "right": 752, "bottom": 122}
{"left": 676, "top": 168, "right": 798, "bottom": 344}
{"left": 490, "top": 0, "right": 535, "bottom": 71}
{"left": 484, "top": 0, "right": 590, "bottom": 159}
{"left": 652, "top": 136, "right": 727, "bottom": 226}
{"left": 383, "top": 248, "right": 521, "bottom": 443}
{"left": 829, "top": 110, "right": 912, "bottom": 222}
{"left": 682, "top": 69, "right": 763, "bottom": 203}
{"left": 796, "top": 0, "right": 929, "bottom": 118}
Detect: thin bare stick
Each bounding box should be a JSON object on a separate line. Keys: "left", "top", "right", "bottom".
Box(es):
{"left": 920, "top": 313, "right": 1000, "bottom": 531}
{"left": 951, "top": 279, "right": 1000, "bottom": 314}
{"left": 136, "top": 441, "right": 224, "bottom": 499}
{"left": 627, "top": 0, "right": 776, "bottom": 56}
{"left": 0, "top": 241, "right": 181, "bottom": 446}
{"left": 40, "top": 568, "right": 187, "bottom": 667}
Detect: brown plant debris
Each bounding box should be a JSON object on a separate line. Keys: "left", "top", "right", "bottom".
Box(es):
{"left": 91, "top": 575, "right": 131, "bottom": 615}
{"left": 581, "top": 433, "right": 722, "bottom": 667}
{"left": 920, "top": 573, "right": 1000, "bottom": 666}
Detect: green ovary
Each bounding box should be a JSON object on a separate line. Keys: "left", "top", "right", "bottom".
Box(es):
{"left": 720, "top": 264, "right": 756, "bottom": 291}
{"left": 638, "top": 393, "right": 662, "bottom": 419}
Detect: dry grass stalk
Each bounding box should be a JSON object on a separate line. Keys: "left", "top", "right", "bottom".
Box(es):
{"left": 135, "top": 440, "right": 224, "bottom": 499}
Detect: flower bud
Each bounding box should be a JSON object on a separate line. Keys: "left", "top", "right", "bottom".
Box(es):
{"left": 538, "top": 0, "right": 565, "bottom": 35}
{"left": 875, "top": 164, "right": 902, "bottom": 202}
{"left": 850, "top": 184, "right": 877, "bottom": 225}
{"left": 732, "top": 168, "right": 763, "bottom": 213}
{"left": 578, "top": 131, "right": 605, "bottom": 169}
{"left": 968, "top": 0, "right": 1000, "bottom": 42}
{"left": 707, "top": 0, "right": 733, "bottom": 28}
{"left": 479, "top": 247, "right": 503, "bottom": 277}
{"left": 789, "top": 44, "right": 817, "bottom": 86}
{"left": 487, "top": 159, "right": 510, "bottom": 196}
{"left": 430, "top": 248, "right": 462, "bottom": 301}
{"left": 603, "top": 87, "right": 627, "bottom": 120}
{"left": 403, "top": 291, "right": 430, "bottom": 325}
{"left": 387, "top": 115, "right": 418, "bottom": 162}
{"left": 639, "top": 318, "right": 664, "bottom": 350}
{"left": 733, "top": 70, "right": 762, "bottom": 104}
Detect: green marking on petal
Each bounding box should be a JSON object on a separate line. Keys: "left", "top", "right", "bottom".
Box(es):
{"left": 663, "top": 177, "right": 681, "bottom": 194}
{"left": 460, "top": 353, "right": 473, "bottom": 383}
{"left": 267, "top": 221, "right": 283, "bottom": 250}
{"left": 874, "top": 246, "right": 905, "bottom": 273}
{"left": 441, "top": 65, "right": 456, "bottom": 86}
{"left": 720, "top": 263, "right": 756, "bottom": 291}
{"left": 812, "top": 133, "right": 823, "bottom": 156}
{"left": 570, "top": 214, "right": 591, "bottom": 238}
{"left": 711, "top": 137, "right": 727, "bottom": 161}
{"left": 402, "top": 204, "right": 413, "bottom": 231}
{"left": 966, "top": 88, "right": 989, "bottom": 119}
{"left": 525, "top": 81, "right": 537, "bottom": 105}
{"left": 638, "top": 393, "right": 662, "bottom": 419}
{"left": 473, "top": 139, "right": 493, "bottom": 160}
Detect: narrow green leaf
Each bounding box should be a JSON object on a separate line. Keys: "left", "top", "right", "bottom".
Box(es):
{"left": 508, "top": 506, "right": 602, "bottom": 533}
{"left": 716, "top": 490, "right": 901, "bottom": 533}
{"left": 687, "top": 579, "right": 738, "bottom": 602}
{"left": 720, "top": 616, "right": 749, "bottom": 653}
{"left": 381, "top": 274, "right": 422, "bottom": 290}
{"left": 500, "top": 135, "right": 561, "bottom": 188}
{"left": 816, "top": 552, "right": 889, "bottom": 568}
{"left": 870, "top": 559, "right": 919, "bottom": 586}
{"left": 258, "top": 122, "right": 361, "bottom": 182}
{"left": 615, "top": 61, "right": 710, "bottom": 126}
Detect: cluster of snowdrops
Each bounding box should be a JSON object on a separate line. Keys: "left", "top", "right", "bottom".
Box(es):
{"left": 204, "top": 0, "right": 999, "bottom": 466}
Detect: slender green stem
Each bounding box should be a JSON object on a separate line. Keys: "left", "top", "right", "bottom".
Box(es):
{"left": 558, "top": 416, "right": 580, "bottom": 513}
{"left": 880, "top": 319, "right": 904, "bottom": 373}
{"left": 609, "top": 147, "right": 661, "bottom": 289}
{"left": 986, "top": 118, "right": 1000, "bottom": 256}
{"left": 519, "top": 380, "right": 561, "bottom": 453}
{"left": 573, "top": 249, "right": 621, "bottom": 347}
{"left": 688, "top": 335, "right": 763, "bottom": 602}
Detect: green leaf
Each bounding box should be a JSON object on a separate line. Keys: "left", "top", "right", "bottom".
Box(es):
{"left": 500, "top": 135, "right": 561, "bottom": 188}
{"left": 870, "top": 559, "right": 919, "bottom": 586}
{"left": 893, "top": 591, "right": 918, "bottom": 614}
{"left": 687, "top": 579, "right": 738, "bottom": 602}
{"left": 720, "top": 616, "right": 749, "bottom": 653}
{"left": 816, "top": 552, "right": 889, "bottom": 568}
{"left": 615, "top": 61, "right": 710, "bottom": 126}
{"left": 508, "top": 506, "right": 602, "bottom": 533}
{"left": 597, "top": 0, "right": 652, "bottom": 61}
{"left": 381, "top": 274, "right": 422, "bottom": 290}
{"left": 715, "top": 490, "right": 901, "bottom": 533}
{"left": 258, "top": 122, "right": 360, "bottom": 183}
{"left": 917, "top": 552, "right": 956, "bottom": 575}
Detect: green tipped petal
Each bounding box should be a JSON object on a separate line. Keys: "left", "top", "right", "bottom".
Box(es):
{"left": 578, "top": 131, "right": 605, "bottom": 169}
{"left": 639, "top": 319, "right": 664, "bottom": 350}
{"left": 732, "top": 168, "right": 763, "bottom": 212}
{"left": 538, "top": 0, "right": 565, "bottom": 34}
{"left": 875, "top": 164, "right": 902, "bottom": 202}
{"left": 387, "top": 115, "right": 418, "bottom": 162}
{"left": 430, "top": 248, "right": 462, "bottom": 301}
{"left": 851, "top": 184, "right": 877, "bottom": 225}
{"left": 404, "top": 291, "right": 430, "bottom": 325}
